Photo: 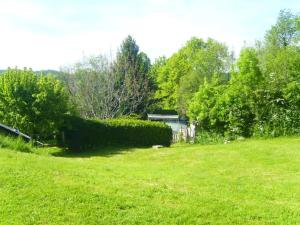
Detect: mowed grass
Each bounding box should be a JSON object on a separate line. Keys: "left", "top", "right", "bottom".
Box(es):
{"left": 1, "top": 137, "right": 300, "bottom": 224}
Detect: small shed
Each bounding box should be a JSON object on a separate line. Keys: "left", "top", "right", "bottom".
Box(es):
{"left": 147, "top": 113, "right": 187, "bottom": 133}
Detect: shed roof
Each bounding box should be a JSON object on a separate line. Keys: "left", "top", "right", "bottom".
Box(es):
{"left": 147, "top": 114, "right": 179, "bottom": 120}
{"left": 0, "top": 123, "right": 31, "bottom": 141}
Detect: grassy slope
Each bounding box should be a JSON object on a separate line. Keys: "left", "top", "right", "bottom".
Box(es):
{"left": 1, "top": 137, "right": 300, "bottom": 224}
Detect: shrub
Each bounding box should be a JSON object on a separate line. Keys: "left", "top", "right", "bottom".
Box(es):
{"left": 0, "top": 135, "right": 33, "bottom": 152}
{"left": 195, "top": 130, "right": 225, "bottom": 145}
{"left": 0, "top": 68, "right": 70, "bottom": 141}
{"left": 58, "top": 116, "right": 173, "bottom": 151}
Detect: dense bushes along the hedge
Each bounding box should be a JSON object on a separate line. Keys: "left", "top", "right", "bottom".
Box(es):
{"left": 58, "top": 116, "right": 173, "bottom": 151}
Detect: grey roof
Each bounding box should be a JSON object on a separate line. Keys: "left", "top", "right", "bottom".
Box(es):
{"left": 147, "top": 114, "right": 179, "bottom": 120}
{"left": 0, "top": 123, "right": 31, "bottom": 141}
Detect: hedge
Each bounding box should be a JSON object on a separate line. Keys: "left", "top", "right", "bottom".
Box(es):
{"left": 58, "top": 116, "right": 173, "bottom": 151}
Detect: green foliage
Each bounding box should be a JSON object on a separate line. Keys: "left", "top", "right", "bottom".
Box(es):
{"left": 0, "top": 134, "right": 33, "bottom": 152}
{"left": 194, "top": 130, "right": 225, "bottom": 145}
{"left": 114, "top": 35, "right": 152, "bottom": 114}
{"left": 188, "top": 10, "right": 300, "bottom": 139}
{"left": 147, "top": 57, "right": 167, "bottom": 112}
{"left": 60, "top": 55, "right": 118, "bottom": 119}
{"left": 60, "top": 36, "right": 152, "bottom": 119}
{"left": 265, "top": 9, "right": 300, "bottom": 48}
{"left": 149, "top": 56, "right": 167, "bottom": 89}
{"left": 234, "top": 47, "right": 263, "bottom": 85}
{"left": 154, "top": 37, "right": 232, "bottom": 114}
{"left": 188, "top": 76, "right": 228, "bottom": 134}
{"left": 58, "top": 116, "right": 173, "bottom": 151}
{"left": 0, "top": 68, "right": 70, "bottom": 140}
{"left": 1, "top": 10, "right": 299, "bottom": 147}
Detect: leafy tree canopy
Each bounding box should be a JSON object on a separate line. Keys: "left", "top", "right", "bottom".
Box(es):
{"left": 0, "top": 68, "right": 70, "bottom": 140}
{"left": 154, "top": 37, "right": 232, "bottom": 114}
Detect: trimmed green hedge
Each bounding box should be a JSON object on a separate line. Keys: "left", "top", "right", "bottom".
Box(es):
{"left": 58, "top": 116, "right": 172, "bottom": 151}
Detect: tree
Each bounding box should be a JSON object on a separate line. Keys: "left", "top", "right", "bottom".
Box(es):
{"left": 154, "top": 37, "right": 231, "bottom": 114}
{"left": 259, "top": 9, "right": 300, "bottom": 80}
{"left": 0, "top": 68, "right": 69, "bottom": 140}
{"left": 149, "top": 56, "right": 167, "bottom": 91}
{"left": 60, "top": 55, "right": 128, "bottom": 119}
{"left": 255, "top": 10, "right": 300, "bottom": 136}
{"left": 233, "top": 47, "right": 263, "bottom": 86}
{"left": 188, "top": 76, "right": 227, "bottom": 134}
{"left": 265, "top": 9, "right": 300, "bottom": 48}
{"left": 188, "top": 10, "right": 300, "bottom": 139}
{"left": 188, "top": 48, "right": 260, "bottom": 138}
{"left": 178, "top": 38, "right": 232, "bottom": 114}
{"left": 113, "top": 35, "right": 152, "bottom": 114}
{"left": 146, "top": 56, "right": 168, "bottom": 111}
{"left": 60, "top": 36, "right": 152, "bottom": 119}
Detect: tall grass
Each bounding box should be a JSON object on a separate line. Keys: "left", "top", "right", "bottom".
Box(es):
{"left": 195, "top": 131, "right": 225, "bottom": 145}
{"left": 0, "top": 135, "right": 33, "bottom": 152}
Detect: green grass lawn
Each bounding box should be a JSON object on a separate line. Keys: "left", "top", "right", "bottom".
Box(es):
{"left": 1, "top": 137, "right": 300, "bottom": 224}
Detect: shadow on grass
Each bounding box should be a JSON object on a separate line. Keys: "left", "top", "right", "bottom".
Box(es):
{"left": 51, "top": 145, "right": 143, "bottom": 158}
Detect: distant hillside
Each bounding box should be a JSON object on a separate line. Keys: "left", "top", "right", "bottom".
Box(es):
{"left": 35, "top": 70, "right": 63, "bottom": 76}
{"left": 0, "top": 69, "right": 62, "bottom": 76}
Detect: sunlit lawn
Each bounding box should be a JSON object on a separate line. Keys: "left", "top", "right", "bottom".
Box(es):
{"left": 1, "top": 137, "right": 300, "bottom": 224}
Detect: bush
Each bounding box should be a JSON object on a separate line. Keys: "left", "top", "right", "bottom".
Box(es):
{"left": 195, "top": 130, "right": 225, "bottom": 145}
{"left": 0, "top": 68, "right": 70, "bottom": 141}
{"left": 0, "top": 135, "right": 33, "bottom": 152}
{"left": 58, "top": 116, "right": 173, "bottom": 151}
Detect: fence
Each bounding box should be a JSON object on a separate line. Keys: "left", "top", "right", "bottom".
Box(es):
{"left": 172, "top": 124, "right": 195, "bottom": 143}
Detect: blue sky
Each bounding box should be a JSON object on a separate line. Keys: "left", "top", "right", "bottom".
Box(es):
{"left": 0, "top": 0, "right": 299, "bottom": 70}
